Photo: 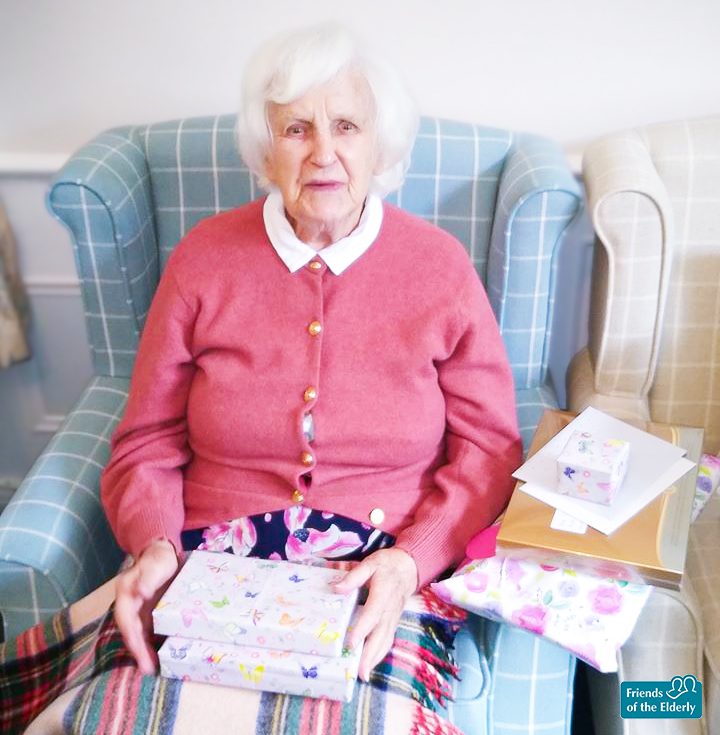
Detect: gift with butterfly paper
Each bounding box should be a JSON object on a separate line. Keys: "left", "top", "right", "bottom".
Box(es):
{"left": 556, "top": 429, "right": 630, "bottom": 505}
{"left": 157, "top": 625, "right": 362, "bottom": 701}
{"left": 154, "top": 551, "right": 363, "bottom": 700}
{"left": 152, "top": 550, "right": 359, "bottom": 657}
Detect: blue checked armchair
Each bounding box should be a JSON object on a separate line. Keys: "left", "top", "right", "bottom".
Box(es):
{"left": 0, "top": 115, "right": 581, "bottom": 734}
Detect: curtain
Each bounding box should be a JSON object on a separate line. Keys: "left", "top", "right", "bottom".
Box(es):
{"left": 0, "top": 204, "right": 30, "bottom": 368}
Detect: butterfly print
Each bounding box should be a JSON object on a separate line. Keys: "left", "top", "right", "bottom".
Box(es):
{"left": 315, "top": 621, "right": 340, "bottom": 644}
{"left": 239, "top": 663, "right": 265, "bottom": 684}
{"left": 280, "top": 612, "right": 305, "bottom": 627}
{"left": 169, "top": 642, "right": 190, "bottom": 660}
{"left": 301, "top": 665, "right": 318, "bottom": 679}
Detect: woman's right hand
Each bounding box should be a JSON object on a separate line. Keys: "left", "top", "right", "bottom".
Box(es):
{"left": 114, "top": 538, "right": 179, "bottom": 674}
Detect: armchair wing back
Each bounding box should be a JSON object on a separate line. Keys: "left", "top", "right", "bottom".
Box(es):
{"left": 569, "top": 117, "right": 720, "bottom": 453}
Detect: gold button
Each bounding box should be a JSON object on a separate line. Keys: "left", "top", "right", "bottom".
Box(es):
{"left": 292, "top": 489, "right": 305, "bottom": 503}
{"left": 303, "top": 386, "right": 318, "bottom": 402}
{"left": 308, "top": 321, "right": 322, "bottom": 336}
{"left": 300, "top": 451, "right": 314, "bottom": 466}
{"left": 308, "top": 260, "right": 323, "bottom": 271}
{"left": 369, "top": 508, "right": 385, "bottom": 525}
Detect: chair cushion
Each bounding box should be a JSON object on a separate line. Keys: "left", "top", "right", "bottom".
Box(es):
{"left": 515, "top": 384, "right": 558, "bottom": 454}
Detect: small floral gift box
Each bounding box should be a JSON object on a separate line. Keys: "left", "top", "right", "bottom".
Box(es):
{"left": 556, "top": 430, "right": 630, "bottom": 505}
{"left": 153, "top": 551, "right": 358, "bottom": 657}
{"left": 158, "top": 629, "right": 362, "bottom": 701}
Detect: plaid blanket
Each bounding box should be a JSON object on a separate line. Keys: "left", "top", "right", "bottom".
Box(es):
{"left": 0, "top": 587, "right": 466, "bottom": 735}
{"left": 0, "top": 607, "right": 132, "bottom": 733}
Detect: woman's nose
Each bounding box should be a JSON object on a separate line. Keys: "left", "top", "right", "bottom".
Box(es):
{"left": 310, "top": 130, "right": 336, "bottom": 166}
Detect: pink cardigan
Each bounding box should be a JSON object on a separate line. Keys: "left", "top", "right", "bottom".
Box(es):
{"left": 101, "top": 199, "right": 522, "bottom": 586}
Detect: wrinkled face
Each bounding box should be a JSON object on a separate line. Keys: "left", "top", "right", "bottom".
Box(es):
{"left": 264, "top": 71, "right": 379, "bottom": 246}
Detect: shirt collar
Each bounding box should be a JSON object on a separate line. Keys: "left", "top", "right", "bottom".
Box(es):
{"left": 263, "top": 189, "right": 383, "bottom": 275}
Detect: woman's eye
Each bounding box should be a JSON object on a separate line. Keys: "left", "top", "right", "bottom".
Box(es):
{"left": 339, "top": 121, "right": 357, "bottom": 132}
{"left": 287, "top": 125, "right": 305, "bottom": 136}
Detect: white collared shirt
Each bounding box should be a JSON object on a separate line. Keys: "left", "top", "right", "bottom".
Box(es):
{"left": 262, "top": 189, "right": 383, "bottom": 275}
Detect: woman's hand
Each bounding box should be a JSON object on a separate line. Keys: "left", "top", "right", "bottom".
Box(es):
{"left": 114, "top": 538, "right": 179, "bottom": 675}
{"left": 333, "top": 548, "right": 418, "bottom": 682}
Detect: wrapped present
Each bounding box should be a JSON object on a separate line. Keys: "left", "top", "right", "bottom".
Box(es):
{"left": 431, "top": 555, "right": 651, "bottom": 673}
{"left": 153, "top": 551, "right": 358, "bottom": 657}
{"left": 556, "top": 430, "right": 630, "bottom": 505}
{"left": 692, "top": 453, "right": 720, "bottom": 522}
{"left": 498, "top": 410, "right": 703, "bottom": 590}
{"left": 158, "top": 628, "right": 362, "bottom": 701}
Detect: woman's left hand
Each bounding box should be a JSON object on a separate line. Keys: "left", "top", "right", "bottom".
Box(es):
{"left": 333, "top": 548, "right": 418, "bottom": 682}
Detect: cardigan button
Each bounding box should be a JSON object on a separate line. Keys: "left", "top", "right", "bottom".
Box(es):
{"left": 308, "top": 321, "right": 322, "bottom": 336}
{"left": 308, "top": 260, "right": 323, "bottom": 271}
{"left": 369, "top": 508, "right": 385, "bottom": 526}
{"left": 303, "top": 386, "right": 318, "bottom": 402}
{"left": 300, "top": 451, "right": 314, "bottom": 466}
{"left": 292, "top": 489, "right": 305, "bottom": 504}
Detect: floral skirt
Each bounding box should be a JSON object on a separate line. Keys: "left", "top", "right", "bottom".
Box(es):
{"left": 181, "top": 505, "right": 395, "bottom": 561}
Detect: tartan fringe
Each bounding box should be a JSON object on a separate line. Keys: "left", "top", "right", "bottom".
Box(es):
{"left": 369, "top": 600, "right": 464, "bottom": 712}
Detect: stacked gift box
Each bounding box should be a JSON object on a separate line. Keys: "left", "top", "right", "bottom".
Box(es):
{"left": 496, "top": 409, "right": 702, "bottom": 589}
{"left": 153, "top": 550, "right": 362, "bottom": 701}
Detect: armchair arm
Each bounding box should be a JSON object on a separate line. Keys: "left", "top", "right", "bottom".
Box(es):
{"left": 483, "top": 618, "right": 576, "bottom": 734}
{"left": 442, "top": 613, "right": 576, "bottom": 734}
{"left": 578, "top": 131, "right": 673, "bottom": 402}
{"left": 487, "top": 136, "right": 582, "bottom": 391}
{"left": 47, "top": 126, "right": 159, "bottom": 379}
{"left": 0, "top": 377, "right": 129, "bottom": 639}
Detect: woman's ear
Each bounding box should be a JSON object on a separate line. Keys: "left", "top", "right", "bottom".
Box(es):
{"left": 263, "top": 152, "right": 276, "bottom": 187}
{"left": 372, "top": 154, "right": 387, "bottom": 176}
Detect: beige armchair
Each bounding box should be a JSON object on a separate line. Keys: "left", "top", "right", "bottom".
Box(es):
{"left": 568, "top": 117, "right": 720, "bottom": 735}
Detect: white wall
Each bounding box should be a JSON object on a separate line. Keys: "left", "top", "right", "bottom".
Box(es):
{"left": 1, "top": 0, "right": 719, "bottom": 160}
{"left": 0, "top": 0, "right": 718, "bottom": 488}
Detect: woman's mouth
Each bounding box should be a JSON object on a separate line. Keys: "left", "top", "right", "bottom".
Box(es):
{"left": 305, "top": 181, "right": 343, "bottom": 191}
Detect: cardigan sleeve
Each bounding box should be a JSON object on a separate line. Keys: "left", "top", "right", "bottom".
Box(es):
{"left": 100, "top": 256, "right": 196, "bottom": 558}
{"left": 393, "top": 270, "right": 523, "bottom": 588}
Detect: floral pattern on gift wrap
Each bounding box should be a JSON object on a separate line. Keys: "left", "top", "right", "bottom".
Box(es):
{"left": 431, "top": 554, "right": 652, "bottom": 673}
{"left": 511, "top": 604, "right": 548, "bottom": 635}
{"left": 463, "top": 569, "right": 489, "bottom": 593}
{"left": 591, "top": 560, "right": 635, "bottom": 582}
{"left": 504, "top": 558, "right": 527, "bottom": 587}
{"left": 558, "top": 579, "right": 579, "bottom": 598}
{"left": 692, "top": 453, "right": 720, "bottom": 522}
{"left": 589, "top": 585, "right": 623, "bottom": 615}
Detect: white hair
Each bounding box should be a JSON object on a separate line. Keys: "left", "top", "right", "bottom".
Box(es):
{"left": 236, "top": 23, "right": 419, "bottom": 196}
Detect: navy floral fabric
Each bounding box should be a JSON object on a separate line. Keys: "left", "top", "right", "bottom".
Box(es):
{"left": 180, "top": 505, "right": 395, "bottom": 562}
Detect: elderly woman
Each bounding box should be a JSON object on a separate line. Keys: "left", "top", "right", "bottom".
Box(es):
{"left": 1, "top": 24, "right": 521, "bottom": 734}
{"left": 106, "top": 24, "right": 521, "bottom": 679}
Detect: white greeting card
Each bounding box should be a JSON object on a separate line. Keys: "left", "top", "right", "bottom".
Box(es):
{"left": 513, "top": 407, "right": 695, "bottom": 535}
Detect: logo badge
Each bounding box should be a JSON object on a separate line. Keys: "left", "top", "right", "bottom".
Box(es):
{"left": 621, "top": 675, "right": 702, "bottom": 719}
